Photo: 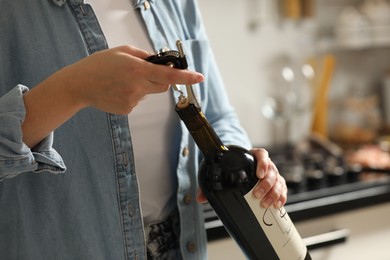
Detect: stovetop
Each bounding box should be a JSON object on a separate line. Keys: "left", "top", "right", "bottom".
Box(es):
{"left": 269, "top": 142, "right": 390, "bottom": 201}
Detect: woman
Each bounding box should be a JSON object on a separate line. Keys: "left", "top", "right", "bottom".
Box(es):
{"left": 0, "top": 0, "right": 287, "bottom": 259}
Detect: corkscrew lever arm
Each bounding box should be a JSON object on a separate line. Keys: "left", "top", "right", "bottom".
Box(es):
{"left": 175, "top": 40, "right": 200, "bottom": 108}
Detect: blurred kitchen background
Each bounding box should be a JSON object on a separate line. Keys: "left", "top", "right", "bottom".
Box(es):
{"left": 197, "top": 0, "right": 390, "bottom": 259}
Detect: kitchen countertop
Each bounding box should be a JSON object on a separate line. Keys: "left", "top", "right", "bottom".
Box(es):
{"left": 285, "top": 176, "right": 390, "bottom": 222}
{"left": 205, "top": 175, "right": 390, "bottom": 240}
{"left": 208, "top": 202, "right": 390, "bottom": 259}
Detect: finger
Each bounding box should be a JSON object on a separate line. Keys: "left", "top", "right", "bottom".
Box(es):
{"left": 141, "top": 81, "right": 171, "bottom": 95}
{"left": 261, "top": 175, "right": 287, "bottom": 209}
{"left": 251, "top": 148, "right": 270, "bottom": 179}
{"left": 274, "top": 178, "right": 288, "bottom": 208}
{"left": 146, "top": 63, "right": 204, "bottom": 87}
{"left": 253, "top": 162, "right": 278, "bottom": 200}
{"left": 116, "top": 45, "right": 151, "bottom": 60}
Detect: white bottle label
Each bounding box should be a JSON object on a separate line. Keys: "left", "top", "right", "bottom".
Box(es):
{"left": 244, "top": 187, "right": 307, "bottom": 260}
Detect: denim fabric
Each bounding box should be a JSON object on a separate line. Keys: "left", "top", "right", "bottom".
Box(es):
{"left": 0, "top": 0, "right": 251, "bottom": 259}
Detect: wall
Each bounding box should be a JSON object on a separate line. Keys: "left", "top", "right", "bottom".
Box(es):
{"left": 198, "top": 0, "right": 318, "bottom": 147}
{"left": 198, "top": 0, "right": 390, "bottom": 147}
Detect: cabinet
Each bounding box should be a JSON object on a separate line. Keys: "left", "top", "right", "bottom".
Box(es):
{"left": 296, "top": 202, "right": 390, "bottom": 259}
{"left": 314, "top": 0, "right": 390, "bottom": 51}
{"left": 312, "top": 0, "right": 390, "bottom": 145}
{"left": 207, "top": 202, "right": 390, "bottom": 259}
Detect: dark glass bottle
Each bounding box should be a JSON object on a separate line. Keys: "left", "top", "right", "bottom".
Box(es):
{"left": 176, "top": 99, "right": 311, "bottom": 260}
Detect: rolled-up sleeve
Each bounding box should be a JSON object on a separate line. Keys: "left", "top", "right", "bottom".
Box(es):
{"left": 0, "top": 85, "right": 66, "bottom": 181}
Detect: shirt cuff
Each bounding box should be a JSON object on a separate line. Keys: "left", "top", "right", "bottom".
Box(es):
{"left": 0, "top": 85, "right": 66, "bottom": 181}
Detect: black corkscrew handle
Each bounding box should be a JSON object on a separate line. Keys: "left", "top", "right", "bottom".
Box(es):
{"left": 145, "top": 50, "right": 188, "bottom": 69}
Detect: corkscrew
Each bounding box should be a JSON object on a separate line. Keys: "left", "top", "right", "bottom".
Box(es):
{"left": 146, "top": 40, "right": 200, "bottom": 108}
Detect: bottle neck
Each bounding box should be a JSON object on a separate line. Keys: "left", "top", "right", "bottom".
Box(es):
{"left": 175, "top": 102, "right": 228, "bottom": 160}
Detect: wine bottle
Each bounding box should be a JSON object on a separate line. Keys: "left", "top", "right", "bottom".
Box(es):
{"left": 175, "top": 98, "right": 311, "bottom": 260}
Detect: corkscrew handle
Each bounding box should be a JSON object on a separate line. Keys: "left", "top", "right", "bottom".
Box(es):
{"left": 145, "top": 49, "right": 188, "bottom": 69}
{"left": 146, "top": 40, "right": 200, "bottom": 108}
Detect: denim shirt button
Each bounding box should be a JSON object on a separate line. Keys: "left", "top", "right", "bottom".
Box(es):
{"left": 186, "top": 242, "right": 197, "bottom": 253}
{"left": 183, "top": 193, "right": 192, "bottom": 205}
{"left": 143, "top": 1, "right": 151, "bottom": 10}
{"left": 182, "top": 147, "right": 189, "bottom": 157}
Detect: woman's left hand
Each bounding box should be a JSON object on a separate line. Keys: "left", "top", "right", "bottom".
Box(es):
{"left": 196, "top": 148, "right": 287, "bottom": 209}
{"left": 251, "top": 148, "right": 287, "bottom": 208}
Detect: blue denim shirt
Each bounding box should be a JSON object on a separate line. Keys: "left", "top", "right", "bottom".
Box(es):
{"left": 0, "top": 0, "right": 251, "bottom": 259}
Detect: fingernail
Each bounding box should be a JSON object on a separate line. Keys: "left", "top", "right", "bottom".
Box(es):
{"left": 275, "top": 200, "right": 282, "bottom": 209}
{"left": 196, "top": 73, "right": 204, "bottom": 81}
{"left": 258, "top": 169, "right": 265, "bottom": 179}
{"left": 254, "top": 188, "right": 265, "bottom": 199}
{"left": 261, "top": 198, "right": 273, "bottom": 208}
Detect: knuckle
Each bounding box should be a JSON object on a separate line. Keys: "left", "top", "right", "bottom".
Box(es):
{"left": 117, "top": 45, "right": 133, "bottom": 53}
{"left": 260, "top": 178, "right": 273, "bottom": 191}
{"left": 257, "top": 148, "right": 269, "bottom": 157}
{"left": 165, "top": 72, "right": 177, "bottom": 84}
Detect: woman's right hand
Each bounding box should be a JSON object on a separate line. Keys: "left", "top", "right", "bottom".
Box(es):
{"left": 57, "top": 45, "right": 204, "bottom": 114}
{"left": 22, "top": 45, "right": 204, "bottom": 147}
